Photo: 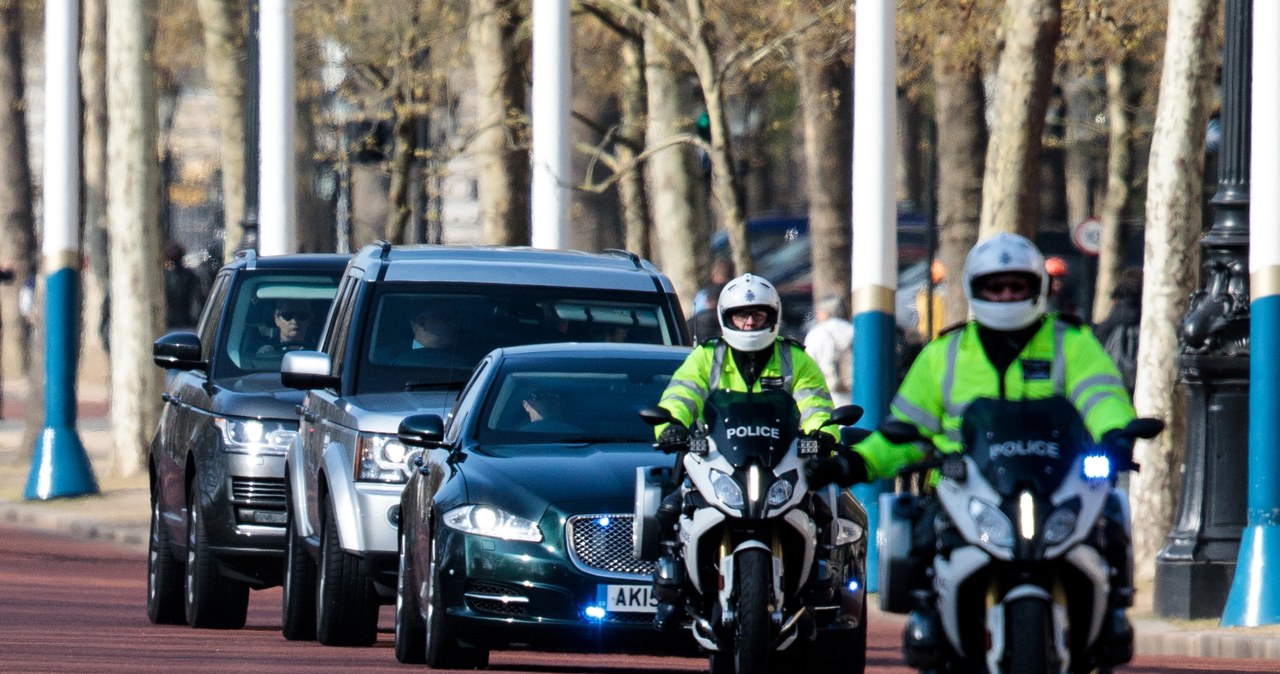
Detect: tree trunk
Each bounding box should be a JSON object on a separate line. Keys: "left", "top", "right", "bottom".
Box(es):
{"left": 897, "top": 91, "right": 924, "bottom": 211}
{"left": 979, "top": 0, "right": 1061, "bottom": 239}
{"left": 82, "top": 0, "right": 110, "bottom": 355}
{"left": 194, "top": 0, "right": 246, "bottom": 261}
{"left": 798, "top": 45, "right": 851, "bottom": 309}
{"left": 645, "top": 24, "right": 706, "bottom": 315}
{"left": 1130, "top": 0, "right": 1215, "bottom": 583}
{"left": 469, "top": 0, "right": 529, "bottom": 245}
{"left": 1093, "top": 59, "right": 1135, "bottom": 323}
{"left": 616, "top": 8, "right": 650, "bottom": 259}
{"left": 0, "top": 0, "right": 36, "bottom": 387}
{"left": 385, "top": 104, "right": 416, "bottom": 244}
{"left": 933, "top": 35, "right": 986, "bottom": 327}
{"left": 107, "top": 0, "right": 164, "bottom": 477}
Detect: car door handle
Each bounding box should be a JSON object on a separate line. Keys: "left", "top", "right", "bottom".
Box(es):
{"left": 296, "top": 405, "right": 318, "bottom": 423}
{"left": 161, "top": 393, "right": 173, "bottom": 404}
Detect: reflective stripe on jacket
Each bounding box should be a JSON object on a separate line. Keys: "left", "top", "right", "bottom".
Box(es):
{"left": 657, "top": 337, "right": 837, "bottom": 438}
{"left": 853, "top": 315, "right": 1136, "bottom": 481}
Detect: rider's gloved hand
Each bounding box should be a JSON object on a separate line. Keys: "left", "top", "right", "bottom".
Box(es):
{"left": 805, "top": 449, "right": 869, "bottom": 488}
{"left": 656, "top": 423, "right": 690, "bottom": 453}
{"left": 801, "top": 428, "right": 841, "bottom": 451}
{"left": 1101, "top": 429, "right": 1138, "bottom": 472}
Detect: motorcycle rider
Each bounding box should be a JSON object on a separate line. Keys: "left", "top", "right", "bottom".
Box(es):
{"left": 652, "top": 273, "right": 840, "bottom": 630}
{"left": 806, "top": 232, "right": 1139, "bottom": 665}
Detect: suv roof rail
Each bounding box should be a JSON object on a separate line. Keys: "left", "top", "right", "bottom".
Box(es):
{"left": 602, "top": 248, "right": 642, "bottom": 269}
{"left": 375, "top": 240, "right": 393, "bottom": 261}
{"left": 233, "top": 248, "right": 257, "bottom": 261}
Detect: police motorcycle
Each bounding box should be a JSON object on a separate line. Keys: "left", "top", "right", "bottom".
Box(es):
{"left": 634, "top": 389, "right": 869, "bottom": 674}
{"left": 876, "top": 396, "right": 1163, "bottom": 674}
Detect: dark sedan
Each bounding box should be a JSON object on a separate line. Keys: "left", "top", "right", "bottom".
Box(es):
{"left": 392, "top": 343, "right": 696, "bottom": 667}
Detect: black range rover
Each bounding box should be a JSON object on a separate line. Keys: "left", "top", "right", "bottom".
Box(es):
{"left": 146, "top": 250, "right": 349, "bottom": 629}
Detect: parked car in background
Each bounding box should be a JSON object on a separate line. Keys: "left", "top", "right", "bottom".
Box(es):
{"left": 279, "top": 243, "right": 692, "bottom": 647}
{"left": 392, "top": 343, "right": 698, "bottom": 666}
{"left": 146, "top": 250, "right": 349, "bottom": 629}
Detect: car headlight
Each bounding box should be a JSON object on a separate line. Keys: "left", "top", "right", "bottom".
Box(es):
{"left": 356, "top": 432, "right": 420, "bottom": 483}
{"left": 1043, "top": 506, "right": 1078, "bottom": 545}
{"left": 766, "top": 477, "right": 793, "bottom": 506}
{"left": 214, "top": 417, "right": 297, "bottom": 455}
{"left": 443, "top": 505, "right": 542, "bottom": 542}
{"left": 710, "top": 469, "right": 744, "bottom": 508}
{"left": 968, "top": 498, "right": 1014, "bottom": 548}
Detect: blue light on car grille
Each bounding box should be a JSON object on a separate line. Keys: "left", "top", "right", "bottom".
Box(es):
{"left": 566, "top": 514, "right": 655, "bottom": 579}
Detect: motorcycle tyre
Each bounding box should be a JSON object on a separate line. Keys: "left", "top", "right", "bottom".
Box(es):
{"left": 734, "top": 548, "right": 772, "bottom": 674}
{"left": 1004, "top": 595, "right": 1056, "bottom": 674}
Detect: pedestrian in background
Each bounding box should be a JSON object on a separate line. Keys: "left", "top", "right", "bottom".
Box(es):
{"left": 692, "top": 257, "right": 733, "bottom": 314}
{"left": 1094, "top": 267, "right": 1143, "bottom": 394}
{"left": 804, "top": 294, "right": 854, "bottom": 408}
{"left": 162, "top": 240, "right": 202, "bottom": 330}
{"left": 687, "top": 282, "right": 724, "bottom": 343}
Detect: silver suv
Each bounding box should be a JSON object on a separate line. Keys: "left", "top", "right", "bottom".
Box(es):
{"left": 279, "top": 243, "right": 690, "bottom": 646}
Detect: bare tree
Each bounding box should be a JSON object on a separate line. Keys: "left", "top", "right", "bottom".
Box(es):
{"left": 107, "top": 0, "right": 165, "bottom": 476}
{"left": 796, "top": 41, "right": 851, "bottom": 307}
{"left": 979, "top": 0, "right": 1062, "bottom": 239}
{"left": 1093, "top": 57, "right": 1137, "bottom": 322}
{"left": 0, "top": 0, "right": 36, "bottom": 392}
{"left": 1129, "top": 0, "right": 1216, "bottom": 581}
{"left": 469, "top": 0, "right": 529, "bottom": 245}
{"left": 194, "top": 0, "right": 248, "bottom": 261}
{"left": 82, "top": 0, "right": 110, "bottom": 353}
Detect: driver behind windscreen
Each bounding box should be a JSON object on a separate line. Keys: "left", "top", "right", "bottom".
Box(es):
{"left": 257, "top": 299, "right": 313, "bottom": 355}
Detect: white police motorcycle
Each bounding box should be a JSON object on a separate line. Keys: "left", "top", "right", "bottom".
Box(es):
{"left": 634, "top": 390, "right": 868, "bottom": 674}
{"left": 877, "top": 396, "right": 1163, "bottom": 674}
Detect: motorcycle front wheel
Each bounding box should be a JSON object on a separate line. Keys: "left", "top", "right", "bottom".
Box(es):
{"left": 732, "top": 547, "right": 772, "bottom": 674}
{"left": 1004, "top": 595, "right": 1056, "bottom": 673}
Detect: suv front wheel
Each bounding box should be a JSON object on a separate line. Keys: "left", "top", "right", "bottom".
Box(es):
{"left": 184, "top": 482, "right": 250, "bottom": 628}
{"left": 281, "top": 500, "right": 317, "bottom": 640}
{"left": 315, "top": 496, "right": 379, "bottom": 646}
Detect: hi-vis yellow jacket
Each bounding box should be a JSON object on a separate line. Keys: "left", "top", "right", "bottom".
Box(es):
{"left": 657, "top": 337, "right": 837, "bottom": 439}
{"left": 853, "top": 315, "right": 1136, "bottom": 481}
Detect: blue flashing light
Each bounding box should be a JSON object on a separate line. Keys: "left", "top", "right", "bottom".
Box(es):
{"left": 597, "top": 516, "right": 611, "bottom": 527}
{"left": 584, "top": 605, "right": 607, "bottom": 620}
{"left": 1083, "top": 454, "right": 1112, "bottom": 480}
{"left": 848, "top": 578, "right": 861, "bottom": 593}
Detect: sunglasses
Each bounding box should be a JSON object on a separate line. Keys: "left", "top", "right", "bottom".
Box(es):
{"left": 729, "top": 309, "right": 770, "bottom": 323}
{"left": 977, "top": 278, "right": 1031, "bottom": 294}
{"left": 278, "top": 311, "right": 311, "bottom": 321}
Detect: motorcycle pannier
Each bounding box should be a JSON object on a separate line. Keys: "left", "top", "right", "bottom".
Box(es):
{"left": 878, "top": 491, "right": 918, "bottom": 614}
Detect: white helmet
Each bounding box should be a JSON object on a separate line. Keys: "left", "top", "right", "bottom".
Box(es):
{"left": 963, "top": 232, "right": 1049, "bottom": 330}
{"left": 718, "top": 273, "right": 781, "bottom": 352}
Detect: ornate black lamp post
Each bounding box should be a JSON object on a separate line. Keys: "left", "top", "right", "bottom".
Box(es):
{"left": 1154, "top": 0, "right": 1251, "bottom": 620}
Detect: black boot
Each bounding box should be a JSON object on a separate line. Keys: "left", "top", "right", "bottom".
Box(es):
{"left": 1098, "top": 608, "right": 1134, "bottom": 665}
{"left": 902, "top": 590, "right": 942, "bottom": 670}
{"left": 652, "top": 551, "right": 684, "bottom": 632}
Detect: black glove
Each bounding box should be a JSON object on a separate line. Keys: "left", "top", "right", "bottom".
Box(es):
{"left": 656, "top": 423, "right": 690, "bottom": 453}
{"left": 801, "top": 429, "right": 840, "bottom": 451}
{"left": 805, "top": 450, "right": 869, "bottom": 488}
{"left": 1101, "top": 429, "right": 1138, "bottom": 471}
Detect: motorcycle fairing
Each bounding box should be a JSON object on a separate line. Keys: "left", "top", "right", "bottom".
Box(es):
{"left": 701, "top": 390, "right": 800, "bottom": 470}
{"left": 961, "top": 397, "right": 1094, "bottom": 498}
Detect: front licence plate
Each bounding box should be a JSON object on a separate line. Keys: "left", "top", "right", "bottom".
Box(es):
{"left": 599, "top": 584, "right": 658, "bottom": 613}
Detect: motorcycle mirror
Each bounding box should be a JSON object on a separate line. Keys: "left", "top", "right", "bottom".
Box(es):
{"left": 879, "top": 418, "right": 925, "bottom": 445}
{"left": 841, "top": 427, "right": 873, "bottom": 445}
{"left": 638, "top": 406, "right": 676, "bottom": 427}
{"left": 1127, "top": 417, "right": 1165, "bottom": 440}
{"left": 828, "top": 404, "right": 864, "bottom": 427}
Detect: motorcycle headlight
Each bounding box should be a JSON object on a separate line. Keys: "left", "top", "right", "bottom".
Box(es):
{"left": 710, "top": 469, "right": 744, "bottom": 509}
{"left": 355, "top": 432, "right": 420, "bottom": 483}
{"left": 834, "top": 518, "right": 864, "bottom": 546}
{"left": 214, "top": 417, "right": 297, "bottom": 455}
{"left": 443, "top": 505, "right": 542, "bottom": 542}
{"left": 766, "top": 477, "right": 794, "bottom": 506}
{"left": 968, "top": 498, "right": 1014, "bottom": 548}
{"left": 1043, "top": 506, "right": 1078, "bottom": 545}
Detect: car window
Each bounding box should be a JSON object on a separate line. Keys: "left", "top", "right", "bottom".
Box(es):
{"left": 326, "top": 275, "right": 360, "bottom": 371}
{"left": 444, "top": 358, "right": 491, "bottom": 444}
{"left": 473, "top": 357, "right": 679, "bottom": 447}
{"left": 212, "top": 272, "right": 342, "bottom": 378}
{"left": 352, "top": 283, "right": 677, "bottom": 394}
{"left": 198, "top": 274, "right": 231, "bottom": 362}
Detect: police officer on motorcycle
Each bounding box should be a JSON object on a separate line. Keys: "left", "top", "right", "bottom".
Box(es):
{"left": 805, "top": 232, "right": 1140, "bottom": 665}
{"left": 652, "top": 273, "right": 840, "bottom": 630}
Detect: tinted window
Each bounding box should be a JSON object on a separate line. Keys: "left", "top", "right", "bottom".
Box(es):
{"left": 353, "top": 283, "right": 677, "bottom": 394}
{"left": 474, "top": 356, "right": 681, "bottom": 446}
{"left": 198, "top": 274, "right": 231, "bottom": 361}
{"left": 212, "top": 272, "right": 342, "bottom": 378}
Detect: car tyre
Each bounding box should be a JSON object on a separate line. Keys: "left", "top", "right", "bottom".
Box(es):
{"left": 281, "top": 503, "right": 317, "bottom": 640}
{"left": 184, "top": 483, "right": 249, "bottom": 629}
{"left": 147, "top": 487, "right": 185, "bottom": 625}
{"left": 424, "top": 538, "right": 488, "bottom": 669}
{"left": 315, "top": 496, "right": 379, "bottom": 646}
{"left": 394, "top": 530, "right": 426, "bottom": 663}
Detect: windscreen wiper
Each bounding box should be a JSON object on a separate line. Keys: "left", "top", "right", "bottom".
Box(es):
{"left": 404, "top": 380, "right": 468, "bottom": 391}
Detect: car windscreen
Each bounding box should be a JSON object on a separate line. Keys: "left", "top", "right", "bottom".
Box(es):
{"left": 353, "top": 283, "right": 678, "bottom": 394}
{"left": 474, "top": 356, "right": 680, "bottom": 447}
{"left": 213, "top": 272, "right": 341, "bottom": 379}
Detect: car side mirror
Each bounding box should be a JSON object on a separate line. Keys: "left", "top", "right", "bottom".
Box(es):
{"left": 638, "top": 406, "right": 677, "bottom": 427}
{"left": 281, "top": 351, "right": 341, "bottom": 391}
{"left": 879, "top": 418, "right": 925, "bottom": 445}
{"left": 153, "top": 331, "right": 205, "bottom": 371}
{"left": 398, "top": 413, "right": 448, "bottom": 449}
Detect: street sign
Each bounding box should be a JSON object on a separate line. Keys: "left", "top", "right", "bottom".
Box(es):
{"left": 1071, "top": 216, "right": 1103, "bottom": 256}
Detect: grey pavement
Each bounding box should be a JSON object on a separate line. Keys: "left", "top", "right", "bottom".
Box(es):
{"left": 2, "top": 372, "right": 1279, "bottom": 663}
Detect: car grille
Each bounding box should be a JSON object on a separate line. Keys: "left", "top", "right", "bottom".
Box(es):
{"left": 565, "top": 514, "right": 654, "bottom": 579}
{"left": 230, "top": 477, "right": 287, "bottom": 507}
{"left": 465, "top": 580, "right": 527, "bottom": 616}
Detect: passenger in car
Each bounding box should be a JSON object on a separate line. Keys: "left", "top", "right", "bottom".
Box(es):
{"left": 518, "top": 390, "right": 581, "bottom": 433}
{"left": 393, "top": 305, "right": 472, "bottom": 370}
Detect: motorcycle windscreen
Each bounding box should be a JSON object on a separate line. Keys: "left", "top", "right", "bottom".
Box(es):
{"left": 702, "top": 389, "right": 800, "bottom": 469}
{"left": 960, "top": 396, "right": 1094, "bottom": 497}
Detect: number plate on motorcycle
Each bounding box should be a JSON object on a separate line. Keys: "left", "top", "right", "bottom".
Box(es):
{"left": 598, "top": 584, "right": 658, "bottom": 613}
